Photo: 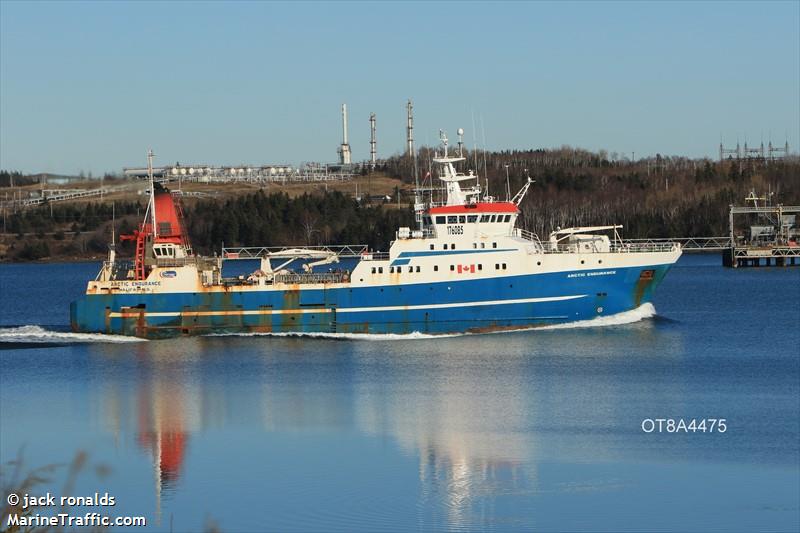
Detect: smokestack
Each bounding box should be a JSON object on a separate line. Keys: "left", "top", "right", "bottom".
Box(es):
{"left": 406, "top": 99, "right": 414, "bottom": 156}
{"left": 342, "top": 104, "right": 349, "bottom": 145}
{"left": 338, "top": 103, "right": 351, "bottom": 165}
{"left": 369, "top": 112, "right": 377, "bottom": 169}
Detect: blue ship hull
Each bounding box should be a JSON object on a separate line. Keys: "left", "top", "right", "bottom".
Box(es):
{"left": 71, "top": 263, "right": 671, "bottom": 338}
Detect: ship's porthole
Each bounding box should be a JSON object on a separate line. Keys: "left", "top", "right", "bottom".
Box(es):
{"left": 580, "top": 260, "right": 585, "bottom": 264}
{"left": 598, "top": 260, "right": 603, "bottom": 264}
{"left": 537, "top": 261, "right": 541, "bottom": 266}
{"left": 597, "top": 307, "right": 604, "bottom": 313}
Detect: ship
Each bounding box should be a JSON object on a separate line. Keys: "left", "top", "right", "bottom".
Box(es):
{"left": 70, "top": 138, "right": 682, "bottom": 339}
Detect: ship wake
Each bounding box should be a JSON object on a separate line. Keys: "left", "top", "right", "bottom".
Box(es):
{"left": 0, "top": 325, "right": 147, "bottom": 346}
{"left": 536, "top": 302, "right": 657, "bottom": 331}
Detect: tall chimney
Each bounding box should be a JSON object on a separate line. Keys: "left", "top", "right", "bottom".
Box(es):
{"left": 338, "top": 103, "right": 351, "bottom": 165}
{"left": 406, "top": 99, "right": 414, "bottom": 156}
{"left": 369, "top": 112, "right": 377, "bottom": 169}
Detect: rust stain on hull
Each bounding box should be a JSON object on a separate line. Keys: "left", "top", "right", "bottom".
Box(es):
{"left": 633, "top": 269, "right": 656, "bottom": 307}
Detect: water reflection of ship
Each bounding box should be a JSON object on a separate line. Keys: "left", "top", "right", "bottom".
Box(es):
{"left": 350, "top": 345, "right": 538, "bottom": 529}
{"left": 94, "top": 343, "right": 204, "bottom": 524}
{"left": 136, "top": 376, "right": 189, "bottom": 523}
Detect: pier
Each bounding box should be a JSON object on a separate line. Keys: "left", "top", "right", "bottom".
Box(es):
{"left": 723, "top": 202, "right": 800, "bottom": 268}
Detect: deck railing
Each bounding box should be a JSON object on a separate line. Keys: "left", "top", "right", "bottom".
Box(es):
{"left": 272, "top": 272, "right": 350, "bottom": 285}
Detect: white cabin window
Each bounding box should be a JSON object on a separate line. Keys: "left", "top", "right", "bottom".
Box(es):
{"left": 504, "top": 215, "right": 511, "bottom": 222}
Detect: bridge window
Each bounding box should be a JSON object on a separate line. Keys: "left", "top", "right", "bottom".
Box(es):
{"left": 436, "top": 216, "right": 446, "bottom": 224}
{"left": 490, "top": 215, "right": 496, "bottom": 222}
{"left": 467, "top": 215, "right": 478, "bottom": 223}
{"left": 504, "top": 215, "right": 511, "bottom": 222}
{"left": 458, "top": 215, "right": 466, "bottom": 223}
{"left": 447, "top": 215, "right": 458, "bottom": 224}
{"left": 480, "top": 215, "right": 490, "bottom": 223}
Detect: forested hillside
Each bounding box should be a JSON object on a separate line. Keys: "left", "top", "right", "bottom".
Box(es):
{"left": 2, "top": 147, "right": 798, "bottom": 261}
{"left": 381, "top": 147, "right": 800, "bottom": 239}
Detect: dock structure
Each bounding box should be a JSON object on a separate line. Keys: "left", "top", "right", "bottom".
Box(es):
{"left": 1, "top": 187, "right": 111, "bottom": 209}
{"left": 122, "top": 162, "right": 359, "bottom": 184}
{"left": 723, "top": 195, "right": 800, "bottom": 268}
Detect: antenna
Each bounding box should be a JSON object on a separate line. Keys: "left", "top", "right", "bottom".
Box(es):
{"left": 471, "top": 110, "right": 478, "bottom": 171}
{"left": 457, "top": 128, "right": 464, "bottom": 158}
{"left": 480, "top": 114, "right": 488, "bottom": 188}
{"left": 147, "top": 148, "right": 157, "bottom": 238}
{"left": 504, "top": 164, "right": 510, "bottom": 202}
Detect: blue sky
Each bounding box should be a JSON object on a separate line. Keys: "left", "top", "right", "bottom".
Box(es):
{"left": 1, "top": 0, "right": 798, "bottom": 175}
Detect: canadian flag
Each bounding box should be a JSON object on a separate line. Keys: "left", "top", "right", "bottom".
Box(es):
{"left": 457, "top": 264, "right": 476, "bottom": 274}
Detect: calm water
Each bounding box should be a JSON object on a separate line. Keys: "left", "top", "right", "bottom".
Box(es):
{"left": 1, "top": 255, "right": 798, "bottom": 532}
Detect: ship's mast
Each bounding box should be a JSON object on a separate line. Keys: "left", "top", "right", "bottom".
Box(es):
{"left": 147, "top": 149, "right": 157, "bottom": 238}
